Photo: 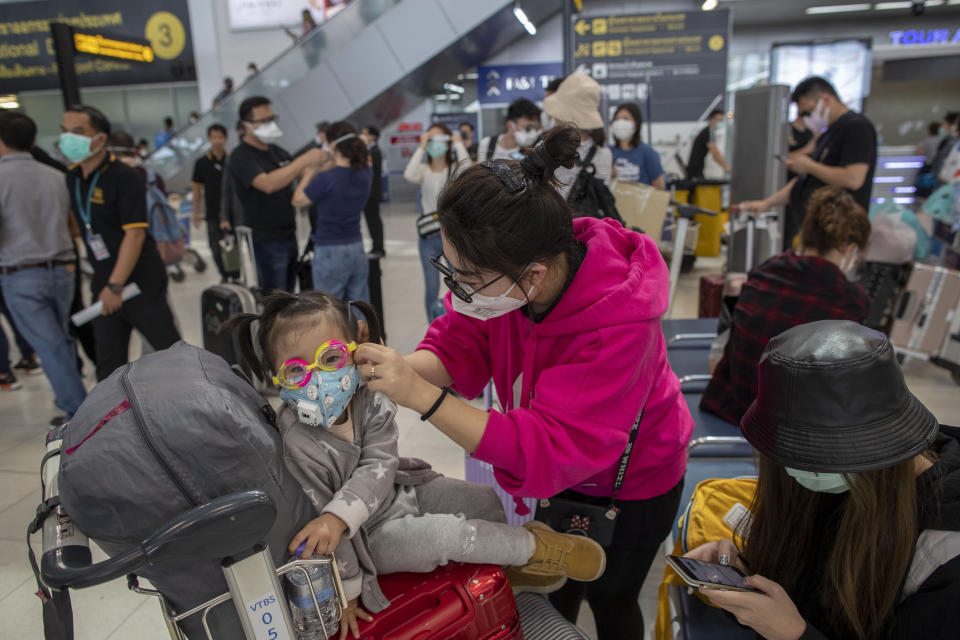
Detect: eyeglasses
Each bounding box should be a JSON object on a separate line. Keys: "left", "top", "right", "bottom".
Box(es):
{"left": 429, "top": 256, "right": 506, "bottom": 304}
{"left": 272, "top": 340, "right": 357, "bottom": 389}
{"left": 247, "top": 115, "right": 278, "bottom": 125}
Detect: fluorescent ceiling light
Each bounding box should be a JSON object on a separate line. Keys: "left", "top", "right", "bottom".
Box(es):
{"left": 806, "top": 3, "right": 872, "bottom": 14}
{"left": 443, "top": 82, "right": 465, "bottom": 94}
{"left": 0, "top": 101, "right": 19, "bottom": 109}
{"left": 702, "top": 0, "right": 718, "bottom": 10}
{"left": 513, "top": 6, "right": 537, "bottom": 35}
{"left": 924, "top": 0, "right": 945, "bottom": 5}
{"left": 875, "top": 1, "right": 912, "bottom": 8}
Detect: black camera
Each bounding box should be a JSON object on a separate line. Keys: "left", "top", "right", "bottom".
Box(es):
{"left": 912, "top": 2, "right": 925, "bottom": 16}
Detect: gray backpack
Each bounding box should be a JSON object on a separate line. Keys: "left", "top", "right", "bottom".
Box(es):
{"left": 59, "top": 342, "right": 314, "bottom": 639}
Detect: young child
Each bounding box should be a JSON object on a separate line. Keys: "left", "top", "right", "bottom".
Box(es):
{"left": 229, "top": 291, "right": 606, "bottom": 636}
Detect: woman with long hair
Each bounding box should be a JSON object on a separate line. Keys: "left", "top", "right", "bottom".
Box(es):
{"left": 354, "top": 125, "right": 693, "bottom": 639}
{"left": 700, "top": 185, "right": 871, "bottom": 426}
{"left": 686, "top": 320, "right": 959, "bottom": 640}
{"left": 403, "top": 122, "right": 470, "bottom": 321}
{"left": 610, "top": 102, "right": 665, "bottom": 189}
{"left": 293, "top": 121, "right": 371, "bottom": 302}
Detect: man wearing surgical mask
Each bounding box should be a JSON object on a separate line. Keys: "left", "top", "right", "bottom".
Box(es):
{"left": 61, "top": 105, "right": 181, "bottom": 381}
{"left": 686, "top": 109, "right": 730, "bottom": 180}
{"left": 737, "top": 76, "right": 877, "bottom": 251}
{"left": 228, "top": 96, "right": 327, "bottom": 292}
{"left": 477, "top": 98, "right": 542, "bottom": 162}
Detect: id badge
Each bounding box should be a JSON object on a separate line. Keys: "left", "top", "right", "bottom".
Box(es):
{"left": 87, "top": 233, "right": 111, "bottom": 261}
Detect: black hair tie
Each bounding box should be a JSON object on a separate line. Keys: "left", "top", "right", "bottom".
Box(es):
{"left": 519, "top": 141, "right": 555, "bottom": 178}
{"left": 479, "top": 161, "right": 526, "bottom": 194}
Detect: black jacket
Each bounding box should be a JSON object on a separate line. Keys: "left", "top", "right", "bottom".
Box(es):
{"left": 799, "top": 425, "right": 960, "bottom": 639}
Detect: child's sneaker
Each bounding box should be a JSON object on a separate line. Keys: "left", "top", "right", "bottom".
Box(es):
{"left": 513, "top": 521, "right": 606, "bottom": 582}
{"left": 504, "top": 566, "right": 568, "bottom": 594}
{"left": 14, "top": 356, "right": 42, "bottom": 375}
{"left": 0, "top": 373, "right": 22, "bottom": 391}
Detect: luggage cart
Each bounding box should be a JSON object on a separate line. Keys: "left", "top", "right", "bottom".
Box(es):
{"left": 34, "top": 425, "right": 346, "bottom": 640}
{"left": 168, "top": 200, "right": 208, "bottom": 283}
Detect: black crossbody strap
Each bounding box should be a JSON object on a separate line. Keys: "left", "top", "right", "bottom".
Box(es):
{"left": 612, "top": 408, "right": 644, "bottom": 497}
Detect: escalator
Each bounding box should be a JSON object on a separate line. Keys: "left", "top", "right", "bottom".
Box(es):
{"left": 152, "top": 0, "right": 560, "bottom": 192}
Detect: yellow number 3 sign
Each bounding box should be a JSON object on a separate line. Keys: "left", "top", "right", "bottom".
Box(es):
{"left": 145, "top": 11, "right": 186, "bottom": 60}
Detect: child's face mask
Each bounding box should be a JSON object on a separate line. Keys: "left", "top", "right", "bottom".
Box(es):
{"left": 274, "top": 340, "right": 360, "bottom": 427}
{"left": 280, "top": 366, "right": 360, "bottom": 428}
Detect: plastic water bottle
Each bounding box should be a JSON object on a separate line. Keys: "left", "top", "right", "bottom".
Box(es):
{"left": 286, "top": 543, "right": 338, "bottom": 639}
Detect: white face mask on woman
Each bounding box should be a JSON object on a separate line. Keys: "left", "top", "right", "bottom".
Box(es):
{"left": 451, "top": 266, "right": 536, "bottom": 321}
{"left": 611, "top": 119, "right": 636, "bottom": 141}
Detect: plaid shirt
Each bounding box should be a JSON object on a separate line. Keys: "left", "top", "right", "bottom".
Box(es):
{"left": 701, "top": 252, "right": 870, "bottom": 426}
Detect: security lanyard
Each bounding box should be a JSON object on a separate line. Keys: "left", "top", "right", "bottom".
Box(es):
{"left": 75, "top": 170, "right": 102, "bottom": 232}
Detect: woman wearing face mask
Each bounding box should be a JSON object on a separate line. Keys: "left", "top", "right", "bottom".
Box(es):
{"left": 700, "top": 185, "right": 870, "bottom": 426}
{"left": 542, "top": 73, "right": 614, "bottom": 198}
{"left": 609, "top": 103, "right": 665, "bottom": 189}
{"left": 403, "top": 123, "right": 470, "bottom": 321}
{"left": 293, "top": 121, "right": 372, "bottom": 302}
{"left": 356, "top": 125, "right": 694, "bottom": 639}
{"left": 686, "top": 319, "right": 960, "bottom": 640}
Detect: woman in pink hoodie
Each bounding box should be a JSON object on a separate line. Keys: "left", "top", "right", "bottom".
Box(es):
{"left": 356, "top": 125, "right": 693, "bottom": 639}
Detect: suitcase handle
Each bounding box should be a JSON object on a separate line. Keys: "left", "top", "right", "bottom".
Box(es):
{"left": 384, "top": 589, "right": 464, "bottom": 640}
{"left": 895, "top": 291, "right": 914, "bottom": 320}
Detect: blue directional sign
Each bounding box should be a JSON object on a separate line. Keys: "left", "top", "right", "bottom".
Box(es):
{"left": 477, "top": 62, "right": 563, "bottom": 106}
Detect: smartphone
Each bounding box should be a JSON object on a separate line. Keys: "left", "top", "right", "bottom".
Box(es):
{"left": 666, "top": 555, "right": 760, "bottom": 592}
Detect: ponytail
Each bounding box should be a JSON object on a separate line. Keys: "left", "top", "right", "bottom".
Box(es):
{"left": 436, "top": 124, "right": 582, "bottom": 279}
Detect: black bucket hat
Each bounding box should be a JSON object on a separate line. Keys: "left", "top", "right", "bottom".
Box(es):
{"left": 740, "top": 320, "right": 939, "bottom": 473}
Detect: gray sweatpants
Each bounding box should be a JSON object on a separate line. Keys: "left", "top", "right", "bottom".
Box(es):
{"left": 368, "top": 477, "right": 535, "bottom": 574}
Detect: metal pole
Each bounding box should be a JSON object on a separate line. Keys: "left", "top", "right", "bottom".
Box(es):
{"left": 50, "top": 22, "right": 81, "bottom": 108}
{"left": 562, "top": 0, "right": 573, "bottom": 75}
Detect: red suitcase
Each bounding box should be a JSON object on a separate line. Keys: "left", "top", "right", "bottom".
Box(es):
{"left": 698, "top": 274, "right": 724, "bottom": 318}
{"left": 357, "top": 563, "right": 523, "bottom": 640}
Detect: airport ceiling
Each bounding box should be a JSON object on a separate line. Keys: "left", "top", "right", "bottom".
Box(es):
{"left": 604, "top": 0, "right": 960, "bottom": 27}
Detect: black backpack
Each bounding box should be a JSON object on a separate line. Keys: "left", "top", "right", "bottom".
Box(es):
{"left": 566, "top": 143, "right": 623, "bottom": 224}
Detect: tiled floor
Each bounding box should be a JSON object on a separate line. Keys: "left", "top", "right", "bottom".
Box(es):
{"left": 1, "top": 202, "right": 957, "bottom": 640}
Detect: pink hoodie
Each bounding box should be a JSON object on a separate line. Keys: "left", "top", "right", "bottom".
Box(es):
{"left": 418, "top": 217, "right": 693, "bottom": 501}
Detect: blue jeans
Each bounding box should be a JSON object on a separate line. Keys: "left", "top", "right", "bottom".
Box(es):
{"left": 418, "top": 233, "right": 444, "bottom": 321}
{"left": 312, "top": 241, "right": 369, "bottom": 302}
{"left": 0, "top": 266, "right": 87, "bottom": 416}
{"left": 0, "top": 287, "right": 34, "bottom": 363}
{"left": 253, "top": 235, "right": 298, "bottom": 293}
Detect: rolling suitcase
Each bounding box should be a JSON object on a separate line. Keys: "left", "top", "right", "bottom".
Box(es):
{"left": 698, "top": 274, "right": 723, "bottom": 318}
{"left": 889, "top": 264, "right": 960, "bottom": 355}
{"left": 357, "top": 563, "right": 523, "bottom": 640}
{"left": 201, "top": 225, "right": 266, "bottom": 388}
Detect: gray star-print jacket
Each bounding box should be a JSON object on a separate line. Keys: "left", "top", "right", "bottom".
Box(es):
{"left": 279, "top": 384, "right": 438, "bottom": 612}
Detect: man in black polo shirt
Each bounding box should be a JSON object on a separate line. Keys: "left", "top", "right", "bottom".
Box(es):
{"left": 738, "top": 76, "right": 877, "bottom": 250}
{"left": 192, "top": 123, "right": 238, "bottom": 282}
{"left": 61, "top": 105, "right": 180, "bottom": 381}
{"left": 228, "top": 96, "right": 327, "bottom": 292}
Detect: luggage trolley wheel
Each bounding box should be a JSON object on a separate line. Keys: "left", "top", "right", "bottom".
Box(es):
{"left": 185, "top": 248, "right": 208, "bottom": 274}
{"left": 168, "top": 264, "right": 186, "bottom": 283}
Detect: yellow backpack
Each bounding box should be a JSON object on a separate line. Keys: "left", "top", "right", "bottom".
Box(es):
{"left": 655, "top": 477, "right": 757, "bottom": 640}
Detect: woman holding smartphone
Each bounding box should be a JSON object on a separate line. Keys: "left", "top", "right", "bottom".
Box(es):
{"left": 685, "top": 320, "right": 960, "bottom": 640}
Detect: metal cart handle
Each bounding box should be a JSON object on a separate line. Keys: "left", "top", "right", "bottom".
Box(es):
{"left": 42, "top": 490, "right": 276, "bottom": 590}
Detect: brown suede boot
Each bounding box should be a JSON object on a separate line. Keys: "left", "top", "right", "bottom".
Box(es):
{"left": 514, "top": 521, "right": 606, "bottom": 581}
